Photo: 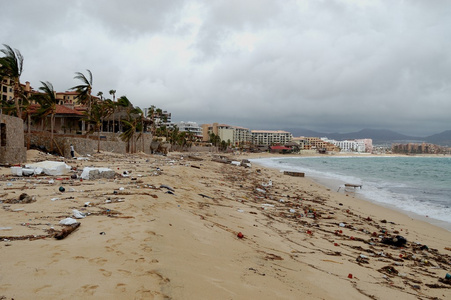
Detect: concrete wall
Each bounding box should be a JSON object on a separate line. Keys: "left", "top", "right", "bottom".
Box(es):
{"left": 29, "top": 132, "right": 154, "bottom": 157}
{"left": 0, "top": 114, "right": 27, "bottom": 164}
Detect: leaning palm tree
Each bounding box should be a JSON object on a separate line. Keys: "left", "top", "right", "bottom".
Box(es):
{"left": 31, "top": 81, "right": 58, "bottom": 152}
{"left": 0, "top": 44, "right": 24, "bottom": 119}
{"left": 71, "top": 69, "right": 93, "bottom": 110}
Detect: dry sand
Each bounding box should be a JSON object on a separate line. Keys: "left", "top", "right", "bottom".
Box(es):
{"left": 0, "top": 150, "right": 450, "bottom": 299}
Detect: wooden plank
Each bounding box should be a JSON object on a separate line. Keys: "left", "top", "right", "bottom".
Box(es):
{"left": 283, "top": 171, "right": 305, "bottom": 177}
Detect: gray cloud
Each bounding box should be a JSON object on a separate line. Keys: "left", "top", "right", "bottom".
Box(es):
{"left": 1, "top": 0, "right": 450, "bottom": 136}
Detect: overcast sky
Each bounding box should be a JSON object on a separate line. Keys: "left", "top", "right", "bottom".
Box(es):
{"left": 1, "top": 0, "right": 450, "bottom": 136}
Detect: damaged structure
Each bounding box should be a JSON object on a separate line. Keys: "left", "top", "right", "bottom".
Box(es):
{"left": 0, "top": 114, "right": 26, "bottom": 164}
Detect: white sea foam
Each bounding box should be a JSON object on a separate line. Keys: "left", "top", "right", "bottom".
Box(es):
{"left": 250, "top": 156, "right": 451, "bottom": 230}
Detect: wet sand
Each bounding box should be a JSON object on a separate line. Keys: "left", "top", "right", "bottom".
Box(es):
{"left": 0, "top": 150, "right": 450, "bottom": 299}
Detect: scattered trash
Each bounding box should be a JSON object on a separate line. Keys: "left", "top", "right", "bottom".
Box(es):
{"left": 237, "top": 232, "right": 244, "bottom": 239}
{"left": 348, "top": 273, "right": 353, "bottom": 279}
{"left": 100, "top": 232, "right": 106, "bottom": 235}
{"left": 160, "top": 185, "right": 174, "bottom": 192}
{"left": 381, "top": 235, "right": 407, "bottom": 247}
{"left": 80, "top": 167, "right": 115, "bottom": 180}
{"left": 59, "top": 218, "right": 78, "bottom": 225}
{"left": 25, "top": 161, "right": 71, "bottom": 176}
{"left": 72, "top": 209, "right": 86, "bottom": 219}
{"left": 55, "top": 222, "right": 80, "bottom": 240}
{"left": 59, "top": 186, "right": 65, "bottom": 192}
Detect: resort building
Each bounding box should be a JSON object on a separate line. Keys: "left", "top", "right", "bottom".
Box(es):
{"left": 175, "top": 121, "right": 203, "bottom": 139}
{"left": 321, "top": 138, "right": 373, "bottom": 153}
{"left": 202, "top": 123, "right": 252, "bottom": 146}
{"left": 1, "top": 77, "right": 14, "bottom": 103}
{"left": 251, "top": 130, "right": 292, "bottom": 146}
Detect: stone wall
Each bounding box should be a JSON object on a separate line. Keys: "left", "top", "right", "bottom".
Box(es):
{"left": 0, "top": 114, "right": 27, "bottom": 164}
{"left": 29, "top": 132, "right": 154, "bottom": 157}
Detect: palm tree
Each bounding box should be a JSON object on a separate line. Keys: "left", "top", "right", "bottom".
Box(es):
{"left": 116, "top": 95, "right": 132, "bottom": 132}
{"left": 109, "top": 89, "right": 116, "bottom": 131}
{"left": 71, "top": 69, "right": 93, "bottom": 109}
{"left": 97, "top": 91, "right": 103, "bottom": 100}
{"left": 31, "top": 81, "right": 58, "bottom": 152}
{"left": 84, "top": 98, "right": 110, "bottom": 153}
{"left": 0, "top": 44, "right": 24, "bottom": 119}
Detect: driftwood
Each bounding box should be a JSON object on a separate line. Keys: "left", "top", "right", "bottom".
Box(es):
{"left": 188, "top": 155, "right": 203, "bottom": 161}
{"left": 283, "top": 171, "right": 305, "bottom": 177}
{"left": 54, "top": 222, "right": 80, "bottom": 240}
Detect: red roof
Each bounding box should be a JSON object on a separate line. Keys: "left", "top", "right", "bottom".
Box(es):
{"left": 27, "top": 104, "right": 83, "bottom": 116}
{"left": 270, "top": 146, "right": 291, "bottom": 150}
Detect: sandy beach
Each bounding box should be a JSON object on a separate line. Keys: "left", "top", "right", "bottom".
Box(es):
{"left": 0, "top": 150, "right": 450, "bottom": 299}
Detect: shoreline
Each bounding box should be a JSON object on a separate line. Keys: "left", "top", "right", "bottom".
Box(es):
{"left": 0, "top": 150, "right": 450, "bottom": 299}
{"left": 244, "top": 152, "right": 451, "bottom": 232}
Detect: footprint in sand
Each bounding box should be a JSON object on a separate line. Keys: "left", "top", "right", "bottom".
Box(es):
{"left": 34, "top": 285, "right": 52, "bottom": 293}
{"left": 140, "top": 244, "right": 153, "bottom": 253}
{"left": 117, "top": 269, "right": 132, "bottom": 276}
{"left": 115, "top": 283, "right": 127, "bottom": 293}
{"left": 99, "top": 268, "right": 112, "bottom": 277}
{"left": 81, "top": 284, "right": 99, "bottom": 296}
{"left": 89, "top": 257, "right": 107, "bottom": 266}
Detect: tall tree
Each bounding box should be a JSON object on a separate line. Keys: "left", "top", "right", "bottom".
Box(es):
{"left": 71, "top": 69, "right": 93, "bottom": 110}
{"left": 97, "top": 91, "right": 103, "bottom": 100}
{"left": 31, "top": 81, "right": 58, "bottom": 151}
{"left": 0, "top": 44, "right": 24, "bottom": 119}
{"left": 109, "top": 89, "right": 116, "bottom": 131}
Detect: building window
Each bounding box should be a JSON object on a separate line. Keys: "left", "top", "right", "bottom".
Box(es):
{"left": 1, "top": 123, "right": 6, "bottom": 147}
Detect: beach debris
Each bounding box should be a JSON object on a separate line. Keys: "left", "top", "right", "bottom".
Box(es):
{"left": 25, "top": 161, "right": 71, "bottom": 176}
{"left": 59, "top": 218, "right": 78, "bottom": 225}
{"left": 378, "top": 265, "right": 399, "bottom": 276}
{"left": 240, "top": 159, "right": 251, "bottom": 168}
{"left": 72, "top": 209, "right": 86, "bottom": 219}
{"left": 100, "top": 232, "right": 106, "bottom": 235}
{"left": 160, "top": 185, "right": 174, "bottom": 192}
{"left": 199, "top": 194, "right": 213, "bottom": 199}
{"left": 80, "top": 167, "right": 115, "bottom": 180}
{"left": 54, "top": 222, "right": 80, "bottom": 240}
{"left": 3, "top": 193, "right": 36, "bottom": 204}
{"left": 381, "top": 235, "right": 407, "bottom": 247}
{"left": 237, "top": 232, "right": 244, "bottom": 239}
{"left": 348, "top": 273, "right": 353, "bottom": 279}
{"left": 59, "top": 186, "right": 65, "bottom": 192}
{"left": 283, "top": 171, "right": 305, "bottom": 177}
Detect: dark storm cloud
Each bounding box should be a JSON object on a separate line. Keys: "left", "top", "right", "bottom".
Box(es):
{"left": 1, "top": 0, "right": 450, "bottom": 136}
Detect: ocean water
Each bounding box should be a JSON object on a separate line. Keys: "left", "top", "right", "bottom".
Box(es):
{"left": 249, "top": 156, "right": 451, "bottom": 231}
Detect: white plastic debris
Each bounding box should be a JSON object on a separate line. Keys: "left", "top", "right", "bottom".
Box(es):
{"left": 59, "top": 218, "right": 78, "bottom": 225}
{"left": 25, "top": 161, "right": 71, "bottom": 176}
{"left": 256, "top": 188, "right": 266, "bottom": 193}
{"left": 72, "top": 209, "right": 86, "bottom": 219}
{"left": 289, "top": 209, "right": 296, "bottom": 213}
{"left": 10, "top": 167, "right": 23, "bottom": 176}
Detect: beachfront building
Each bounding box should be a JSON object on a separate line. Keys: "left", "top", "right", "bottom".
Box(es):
{"left": 202, "top": 123, "right": 252, "bottom": 146}
{"left": 322, "top": 138, "right": 373, "bottom": 153}
{"left": 1, "top": 77, "right": 14, "bottom": 103}
{"left": 251, "top": 130, "right": 292, "bottom": 146}
{"left": 306, "top": 137, "right": 338, "bottom": 152}
{"left": 175, "top": 121, "right": 203, "bottom": 140}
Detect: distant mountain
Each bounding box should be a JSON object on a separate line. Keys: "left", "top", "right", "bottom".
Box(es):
{"left": 284, "top": 128, "right": 432, "bottom": 145}
{"left": 424, "top": 130, "right": 451, "bottom": 146}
